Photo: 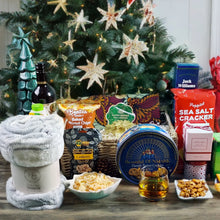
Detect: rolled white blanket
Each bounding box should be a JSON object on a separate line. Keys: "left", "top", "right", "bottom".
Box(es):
{"left": 6, "top": 175, "right": 66, "bottom": 210}
{"left": 0, "top": 114, "right": 64, "bottom": 167}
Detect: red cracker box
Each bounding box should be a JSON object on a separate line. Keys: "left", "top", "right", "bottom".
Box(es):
{"left": 183, "top": 121, "right": 213, "bottom": 161}
{"left": 171, "top": 89, "right": 216, "bottom": 173}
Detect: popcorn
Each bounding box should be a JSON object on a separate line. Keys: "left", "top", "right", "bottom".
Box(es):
{"left": 73, "top": 172, "right": 114, "bottom": 192}
{"left": 101, "top": 120, "right": 135, "bottom": 140}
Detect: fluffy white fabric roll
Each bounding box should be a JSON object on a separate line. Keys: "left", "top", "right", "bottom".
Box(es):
{"left": 0, "top": 114, "right": 64, "bottom": 167}
{"left": 6, "top": 175, "right": 66, "bottom": 210}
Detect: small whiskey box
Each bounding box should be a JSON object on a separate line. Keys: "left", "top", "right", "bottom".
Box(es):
{"left": 173, "top": 63, "right": 199, "bottom": 89}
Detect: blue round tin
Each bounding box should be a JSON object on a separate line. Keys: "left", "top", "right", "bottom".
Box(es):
{"left": 116, "top": 124, "right": 178, "bottom": 185}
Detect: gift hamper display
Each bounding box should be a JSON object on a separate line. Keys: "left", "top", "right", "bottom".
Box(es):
{"left": 59, "top": 93, "right": 178, "bottom": 180}
{"left": 1, "top": 0, "right": 220, "bottom": 212}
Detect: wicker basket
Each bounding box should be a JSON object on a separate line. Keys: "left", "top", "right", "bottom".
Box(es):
{"left": 96, "top": 112, "right": 178, "bottom": 177}
{"left": 60, "top": 146, "right": 72, "bottom": 179}
{"left": 60, "top": 112, "right": 178, "bottom": 179}
{"left": 96, "top": 138, "right": 120, "bottom": 177}
{"left": 164, "top": 111, "right": 178, "bottom": 145}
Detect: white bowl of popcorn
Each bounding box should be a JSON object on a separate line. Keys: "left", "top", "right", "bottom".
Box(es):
{"left": 65, "top": 172, "right": 122, "bottom": 200}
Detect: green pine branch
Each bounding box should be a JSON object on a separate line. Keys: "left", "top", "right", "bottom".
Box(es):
{"left": 0, "top": 0, "right": 196, "bottom": 118}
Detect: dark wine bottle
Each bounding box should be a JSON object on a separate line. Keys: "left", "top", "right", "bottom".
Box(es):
{"left": 32, "top": 62, "right": 56, "bottom": 114}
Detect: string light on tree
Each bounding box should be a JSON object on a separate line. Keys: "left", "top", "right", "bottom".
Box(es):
{"left": 47, "top": 32, "right": 54, "bottom": 39}
{"left": 97, "top": 0, "right": 126, "bottom": 30}
{"left": 68, "top": 9, "right": 93, "bottom": 32}
{"left": 63, "top": 67, "right": 68, "bottom": 75}
{"left": 98, "top": 34, "right": 107, "bottom": 43}
{"left": 77, "top": 53, "right": 109, "bottom": 89}
{"left": 119, "top": 34, "right": 149, "bottom": 65}
{"left": 4, "top": 93, "right": 10, "bottom": 98}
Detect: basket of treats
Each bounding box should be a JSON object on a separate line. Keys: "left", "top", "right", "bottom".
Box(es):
{"left": 95, "top": 120, "right": 135, "bottom": 177}
{"left": 96, "top": 111, "right": 177, "bottom": 178}
{"left": 58, "top": 94, "right": 177, "bottom": 180}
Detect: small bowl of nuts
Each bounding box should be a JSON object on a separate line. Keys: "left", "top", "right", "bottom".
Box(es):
{"left": 65, "top": 172, "right": 122, "bottom": 200}
{"left": 174, "top": 179, "right": 213, "bottom": 200}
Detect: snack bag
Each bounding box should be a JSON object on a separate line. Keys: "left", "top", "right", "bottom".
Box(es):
{"left": 171, "top": 88, "right": 216, "bottom": 173}
{"left": 93, "top": 94, "right": 160, "bottom": 126}
{"left": 57, "top": 98, "right": 100, "bottom": 129}
{"left": 64, "top": 128, "right": 101, "bottom": 177}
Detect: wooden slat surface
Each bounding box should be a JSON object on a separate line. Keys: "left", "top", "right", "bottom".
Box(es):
{"left": 1, "top": 154, "right": 220, "bottom": 220}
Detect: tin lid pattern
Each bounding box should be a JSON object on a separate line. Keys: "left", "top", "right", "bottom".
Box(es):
{"left": 116, "top": 124, "right": 179, "bottom": 185}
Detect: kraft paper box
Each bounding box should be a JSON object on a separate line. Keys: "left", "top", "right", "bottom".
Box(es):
{"left": 173, "top": 63, "right": 199, "bottom": 89}
{"left": 183, "top": 123, "right": 213, "bottom": 161}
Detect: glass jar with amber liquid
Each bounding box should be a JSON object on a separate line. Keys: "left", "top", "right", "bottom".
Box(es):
{"left": 139, "top": 165, "right": 169, "bottom": 201}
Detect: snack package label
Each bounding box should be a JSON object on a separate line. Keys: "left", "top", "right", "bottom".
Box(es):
{"left": 57, "top": 98, "right": 100, "bottom": 129}
{"left": 171, "top": 89, "right": 216, "bottom": 173}
{"left": 65, "top": 108, "right": 95, "bottom": 129}
{"left": 73, "top": 149, "right": 94, "bottom": 160}
{"left": 106, "top": 103, "right": 135, "bottom": 125}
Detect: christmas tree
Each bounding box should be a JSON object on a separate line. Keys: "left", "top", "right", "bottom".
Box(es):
{"left": 0, "top": 0, "right": 194, "bottom": 121}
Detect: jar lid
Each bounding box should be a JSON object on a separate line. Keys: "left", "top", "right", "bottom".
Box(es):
{"left": 31, "top": 103, "right": 44, "bottom": 111}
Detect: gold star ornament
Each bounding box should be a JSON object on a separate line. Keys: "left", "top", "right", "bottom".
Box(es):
{"left": 47, "top": 0, "right": 68, "bottom": 14}
{"left": 68, "top": 9, "right": 93, "bottom": 32}
{"left": 97, "top": 1, "right": 126, "bottom": 30}
{"left": 48, "top": 59, "right": 58, "bottom": 68}
{"left": 119, "top": 34, "right": 149, "bottom": 65}
{"left": 63, "top": 30, "right": 76, "bottom": 50}
{"left": 63, "top": 38, "right": 76, "bottom": 50}
{"left": 77, "top": 54, "right": 109, "bottom": 89}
